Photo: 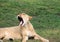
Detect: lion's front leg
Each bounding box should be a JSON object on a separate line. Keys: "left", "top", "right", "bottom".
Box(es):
{"left": 22, "top": 35, "right": 28, "bottom": 42}
{"left": 34, "top": 34, "right": 49, "bottom": 42}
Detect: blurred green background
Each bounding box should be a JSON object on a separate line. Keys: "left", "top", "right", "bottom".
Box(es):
{"left": 0, "top": 0, "right": 60, "bottom": 42}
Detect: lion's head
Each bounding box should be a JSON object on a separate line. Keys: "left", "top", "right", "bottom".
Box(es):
{"left": 17, "top": 13, "right": 32, "bottom": 26}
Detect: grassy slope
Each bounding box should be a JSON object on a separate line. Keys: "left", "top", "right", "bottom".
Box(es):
{"left": 0, "top": 0, "right": 60, "bottom": 42}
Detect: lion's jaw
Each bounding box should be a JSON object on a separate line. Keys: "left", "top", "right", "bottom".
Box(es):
{"left": 18, "top": 16, "right": 29, "bottom": 26}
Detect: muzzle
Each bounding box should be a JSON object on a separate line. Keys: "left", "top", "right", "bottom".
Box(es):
{"left": 18, "top": 16, "right": 24, "bottom": 26}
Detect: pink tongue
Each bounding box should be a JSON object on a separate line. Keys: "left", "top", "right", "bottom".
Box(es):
{"left": 20, "top": 21, "right": 25, "bottom": 26}
{"left": 20, "top": 21, "right": 23, "bottom": 25}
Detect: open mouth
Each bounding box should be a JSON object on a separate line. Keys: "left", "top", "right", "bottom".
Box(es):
{"left": 18, "top": 16, "right": 24, "bottom": 25}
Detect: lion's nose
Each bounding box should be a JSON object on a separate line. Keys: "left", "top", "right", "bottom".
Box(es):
{"left": 18, "top": 14, "right": 21, "bottom": 17}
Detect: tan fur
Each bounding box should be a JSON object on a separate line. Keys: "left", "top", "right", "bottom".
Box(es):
{"left": 0, "top": 26, "right": 22, "bottom": 40}
{"left": 0, "top": 13, "right": 49, "bottom": 42}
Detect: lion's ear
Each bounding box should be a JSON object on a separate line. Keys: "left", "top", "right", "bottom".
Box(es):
{"left": 29, "top": 16, "right": 32, "bottom": 20}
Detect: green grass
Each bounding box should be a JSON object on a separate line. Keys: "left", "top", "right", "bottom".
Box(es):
{"left": 0, "top": 0, "right": 60, "bottom": 42}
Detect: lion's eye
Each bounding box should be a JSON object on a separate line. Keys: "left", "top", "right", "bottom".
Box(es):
{"left": 22, "top": 14, "right": 25, "bottom": 15}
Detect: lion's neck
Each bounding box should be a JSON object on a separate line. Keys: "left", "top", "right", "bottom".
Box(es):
{"left": 19, "top": 21, "right": 35, "bottom": 32}
{"left": 19, "top": 21, "right": 34, "bottom": 29}
{"left": 24, "top": 21, "right": 34, "bottom": 29}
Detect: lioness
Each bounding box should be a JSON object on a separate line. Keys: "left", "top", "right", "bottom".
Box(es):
{"left": 17, "top": 13, "right": 49, "bottom": 42}
{"left": 0, "top": 13, "right": 49, "bottom": 42}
